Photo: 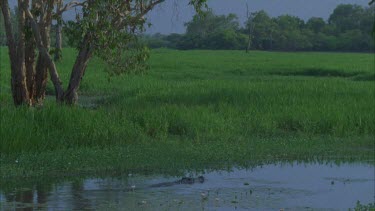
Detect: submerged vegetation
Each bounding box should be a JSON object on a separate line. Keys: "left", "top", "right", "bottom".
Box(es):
{"left": 0, "top": 48, "right": 374, "bottom": 181}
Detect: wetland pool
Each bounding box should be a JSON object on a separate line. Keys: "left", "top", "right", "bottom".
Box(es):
{"left": 1, "top": 162, "right": 374, "bottom": 210}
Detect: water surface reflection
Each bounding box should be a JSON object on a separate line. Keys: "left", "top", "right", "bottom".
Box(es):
{"left": 1, "top": 162, "right": 374, "bottom": 210}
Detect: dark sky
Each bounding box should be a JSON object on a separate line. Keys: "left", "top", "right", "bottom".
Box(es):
{"left": 146, "top": 0, "right": 370, "bottom": 34}
{"left": 8, "top": 0, "right": 371, "bottom": 34}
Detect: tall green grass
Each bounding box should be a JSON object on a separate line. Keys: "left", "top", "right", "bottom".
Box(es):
{"left": 1, "top": 48, "right": 374, "bottom": 154}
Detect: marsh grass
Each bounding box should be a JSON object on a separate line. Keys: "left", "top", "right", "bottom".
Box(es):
{"left": 0, "top": 48, "right": 374, "bottom": 179}
{"left": 271, "top": 68, "right": 364, "bottom": 77}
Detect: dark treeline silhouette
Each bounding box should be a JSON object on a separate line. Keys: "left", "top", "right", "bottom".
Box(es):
{"left": 143, "top": 4, "right": 375, "bottom": 52}
{"left": 1, "top": 4, "right": 373, "bottom": 52}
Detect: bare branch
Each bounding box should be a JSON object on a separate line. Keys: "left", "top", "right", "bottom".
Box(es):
{"left": 56, "top": 0, "right": 87, "bottom": 16}
{"left": 139, "top": 0, "right": 165, "bottom": 17}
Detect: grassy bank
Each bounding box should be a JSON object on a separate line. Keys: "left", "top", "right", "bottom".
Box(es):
{"left": 0, "top": 48, "right": 374, "bottom": 181}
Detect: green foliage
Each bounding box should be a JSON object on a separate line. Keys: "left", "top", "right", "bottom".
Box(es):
{"left": 141, "top": 33, "right": 171, "bottom": 48}
{"left": 62, "top": 1, "right": 154, "bottom": 76}
{"left": 175, "top": 11, "right": 247, "bottom": 50}
{"left": 189, "top": 0, "right": 208, "bottom": 14}
{"left": 350, "top": 201, "right": 375, "bottom": 211}
{"left": 329, "top": 4, "right": 365, "bottom": 33}
{"left": 101, "top": 41, "right": 151, "bottom": 77}
{"left": 337, "top": 29, "right": 372, "bottom": 51}
{"left": 306, "top": 17, "right": 326, "bottom": 33}
{"left": 64, "top": 21, "right": 82, "bottom": 48}
{"left": 245, "top": 10, "right": 276, "bottom": 50}
{"left": 59, "top": 0, "right": 208, "bottom": 77}
{"left": 141, "top": 4, "right": 374, "bottom": 52}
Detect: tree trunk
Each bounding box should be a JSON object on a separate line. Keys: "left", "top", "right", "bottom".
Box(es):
{"left": 54, "top": 0, "right": 63, "bottom": 61}
{"left": 54, "top": 24, "right": 62, "bottom": 61}
{"left": 64, "top": 36, "right": 93, "bottom": 105}
{"left": 14, "top": 0, "right": 30, "bottom": 105}
{"left": 24, "top": 5, "right": 65, "bottom": 102}
{"left": 245, "top": 3, "right": 251, "bottom": 53}
{"left": 34, "top": 55, "right": 49, "bottom": 103}
{"left": 246, "top": 33, "right": 251, "bottom": 53}
{"left": 34, "top": 2, "right": 53, "bottom": 104}
{"left": 1, "top": 0, "right": 30, "bottom": 106}
{"left": 25, "top": 31, "right": 36, "bottom": 104}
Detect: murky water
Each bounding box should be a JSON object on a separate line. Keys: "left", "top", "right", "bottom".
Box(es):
{"left": 1, "top": 162, "right": 374, "bottom": 210}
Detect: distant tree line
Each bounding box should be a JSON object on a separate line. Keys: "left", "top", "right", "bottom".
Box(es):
{"left": 142, "top": 4, "right": 375, "bottom": 52}
{"left": 1, "top": 4, "right": 374, "bottom": 52}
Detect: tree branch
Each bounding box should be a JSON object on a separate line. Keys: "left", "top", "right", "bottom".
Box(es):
{"left": 24, "top": 6, "right": 65, "bottom": 101}
{"left": 139, "top": 0, "right": 165, "bottom": 18}
{"left": 56, "top": 0, "right": 87, "bottom": 16}
{"left": 116, "top": 0, "right": 165, "bottom": 29}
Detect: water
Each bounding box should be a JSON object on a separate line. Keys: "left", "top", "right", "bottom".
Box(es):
{"left": 1, "top": 162, "right": 374, "bottom": 210}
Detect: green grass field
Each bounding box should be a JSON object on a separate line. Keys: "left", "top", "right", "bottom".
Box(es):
{"left": 0, "top": 48, "right": 374, "bottom": 182}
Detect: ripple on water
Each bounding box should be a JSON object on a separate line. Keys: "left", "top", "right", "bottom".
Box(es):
{"left": 1, "top": 162, "right": 374, "bottom": 210}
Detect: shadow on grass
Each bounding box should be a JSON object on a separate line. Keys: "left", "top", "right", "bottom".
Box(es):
{"left": 226, "top": 68, "right": 248, "bottom": 76}
{"left": 127, "top": 89, "right": 252, "bottom": 108}
{"left": 272, "top": 68, "right": 363, "bottom": 78}
{"left": 352, "top": 73, "right": 375, "bottom": 81}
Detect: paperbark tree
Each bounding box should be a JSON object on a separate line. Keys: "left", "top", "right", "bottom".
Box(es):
{"left": 1, "top": 0, "right": 60, "bottom": 105}
{"left": 0, "top": 0, "right": 207, "bottom": 106}
{"left": 1, "top": 0, "right": 29, "bottom": 105}
{"left": 54, "top": 0, "right": 63, "bottom": 61}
